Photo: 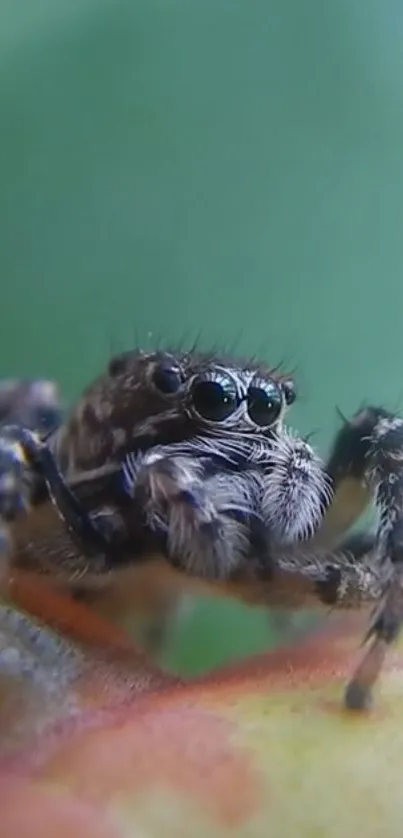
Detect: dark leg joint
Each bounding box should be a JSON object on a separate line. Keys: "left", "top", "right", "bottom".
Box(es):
{"left": 315, "top": 565, "right": 342, "bottom": 606}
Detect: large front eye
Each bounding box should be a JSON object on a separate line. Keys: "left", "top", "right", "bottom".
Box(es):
{"left": 190, "top": 372, "right": 239, "bottom": 422}
{"left": 150, "top": 360, "right": 183, "bottom": 394}
{"left": 247, "top": 379, "right": 283, "bottom": 427}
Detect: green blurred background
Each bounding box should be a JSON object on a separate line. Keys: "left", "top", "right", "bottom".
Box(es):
{"left": 1, "top": 0, "right": 403, "bottom": 674}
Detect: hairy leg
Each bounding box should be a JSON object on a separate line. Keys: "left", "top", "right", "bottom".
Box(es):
{"left": 0, "top": 424, "right": 115, "bottom": 588}
{"left": 110, "top": 445, "right": 385, "bottom": 612}
{"left": 310, "top": 407, "right": 394, "bottom": 549}
{"left": 338, "top": 411, "right": 403, "bottom": 709}
{"left": 285, "top": 405, "right": 403, "bottom": 707}
{"left": 0, "top": 417, "right": 385, "bottom": 668}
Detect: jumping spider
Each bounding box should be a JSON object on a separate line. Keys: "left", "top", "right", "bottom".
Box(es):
{"left": 0, "top": 348, "right": 402, "bottom": 711}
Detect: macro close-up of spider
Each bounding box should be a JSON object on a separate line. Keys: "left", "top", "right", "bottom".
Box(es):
{"left": 0, "top": 347, "right": 402, "bottom": 713}
{"left": 4, "top": 2, "right": 403, "bottom": 833}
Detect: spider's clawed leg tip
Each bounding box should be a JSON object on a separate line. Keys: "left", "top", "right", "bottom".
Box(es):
{"left": 344, "top": 680, "right": 373, "bottom": 712}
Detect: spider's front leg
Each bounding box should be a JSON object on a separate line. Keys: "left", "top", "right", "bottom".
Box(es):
{"left": 0, "top": 425, "right": 46, "bottom": 583}
{"left": 0, "top": 424, "right": 111, "bottom": 584}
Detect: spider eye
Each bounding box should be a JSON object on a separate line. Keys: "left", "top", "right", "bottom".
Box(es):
{"left": 190, "top": 373, "right": 239, "bottom": 422}
{"left": 282, "top": 378, "right": 296, "bottom": 406}
{"left": 247, "top": 380, "right": 283, "bottom": 427}
{"left": 151, "top": 362, "right": 183, "bottom": 395}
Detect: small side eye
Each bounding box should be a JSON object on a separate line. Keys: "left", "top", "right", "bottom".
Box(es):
{"left": 190, "top": 372, "right": 239, "bottom": 422}
{"left": 282, "top": 378, "right": 296, "bottom": 406}
{"left": 150, "top": 361, "right": 183, "bottom": 395}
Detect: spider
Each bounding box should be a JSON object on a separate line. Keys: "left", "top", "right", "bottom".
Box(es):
{"left": 0, "top": 348, "right": 401, "bottom": 711}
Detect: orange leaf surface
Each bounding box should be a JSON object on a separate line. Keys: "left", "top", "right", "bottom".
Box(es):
{"left": 0, "top": 583, "right": 402, "bottom": 838}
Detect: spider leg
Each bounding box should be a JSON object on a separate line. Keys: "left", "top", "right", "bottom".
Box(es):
{"left": 282, "top": 404, "right": 403, "bottom": 708}
{"left": 68, "top": 540, "right": 384, "bottom": 626}
{"left": 120, "top": 447, "right": 384, "bottom": 610}
{"left": 0, "top": 378, "right": 64, "bottom": 586}
{"left": 24, "top": 432, "right": 110, "bottom": 557}
{"left": 265, "top": 543, "right": 383, "bottom": 610}
{"left": 0, "top": 426, "right": 41, "bottom": 583}
{"left": 311, "top": 407, "right": 393, "bottom": 549}
{"left": 51, "top": 430, "right": 385, "bottom": 645}
{"left": 336, "top": 409, "right": 403, "bottom": 710}
{"left": 41, "top": 439, "right": 384, "bottom": 653}
{"left": 0, "top": 425, "right": 110, "bottom": 568}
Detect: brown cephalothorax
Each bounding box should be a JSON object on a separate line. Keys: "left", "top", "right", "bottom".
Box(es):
{"left": 0, "top": 348, "right": 401, "bottom": 711}
{"left": 50, "top": 348, "right": 295, "bottom": 476}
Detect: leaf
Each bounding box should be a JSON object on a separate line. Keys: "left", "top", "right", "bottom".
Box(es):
{"left": 0, "top": 590, "right": 402, "bottom": 837}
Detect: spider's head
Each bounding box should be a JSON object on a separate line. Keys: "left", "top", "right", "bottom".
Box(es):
{"left": 53, "top": 348, "right": 296, "bottom": 475}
